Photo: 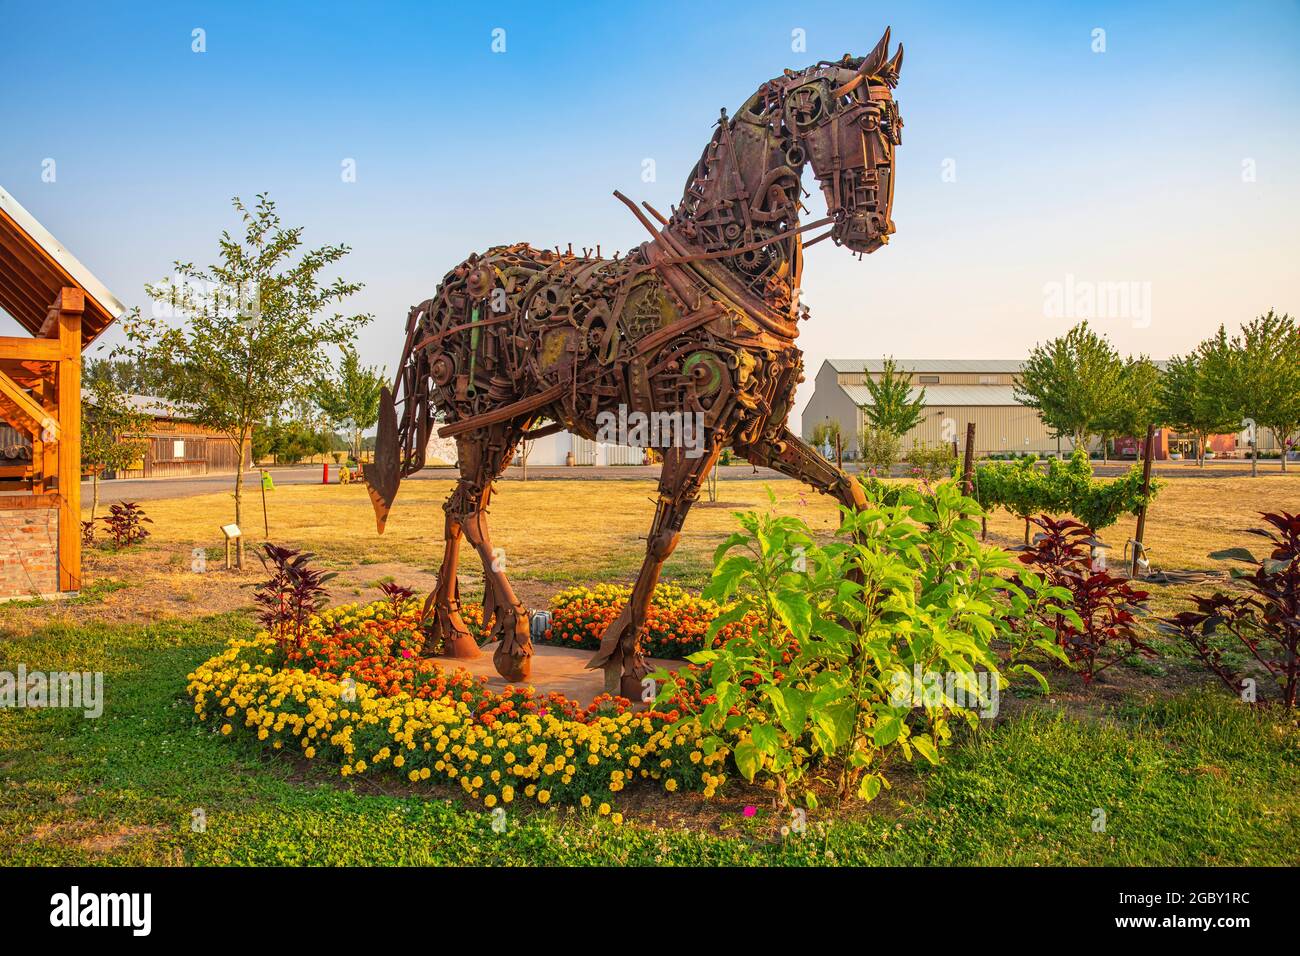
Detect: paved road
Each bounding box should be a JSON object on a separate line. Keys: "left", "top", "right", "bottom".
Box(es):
{"left": 83, "top": 458, "right": 1294, "bottom": 504}
{"left": 82, "top": 463, "right": 790, "bottom": 503}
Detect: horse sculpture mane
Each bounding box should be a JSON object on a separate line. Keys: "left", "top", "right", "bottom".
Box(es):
{"left": 365, "top": 28, "right": 904, "bottom": 695}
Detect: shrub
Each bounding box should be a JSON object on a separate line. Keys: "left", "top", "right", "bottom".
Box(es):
{"left": 658, "top": 481, "right": 1034, "bottom": 808}
{"left": 1018, "top": 515, "right": 1154, "bottom": 683}
{"left": 858, "top": 426, "right": 900, "bottom": 476}
{"left": 541, "top": 583, "right": 758, "bottom": 659}
{"left": 253, "top": 543, "right": 337, "bottom": 648}
{"left": 904, "top": 441, "right": 958, "bottom": 481}
{"left": 971, "top": 449, "right": 1160, "bottom": 541}
{"left": 99, "top": 501, "right": 152, "bottom": 548}
{"left": 1160, "top": 511, "right": 1300, "bottom": 707}
{"left": 856, "top": 473, "right": 906, "bottom": 507}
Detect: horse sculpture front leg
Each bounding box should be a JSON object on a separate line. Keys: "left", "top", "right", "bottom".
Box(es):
{"left": 586, "top": 442, "right": 722, "bottom": 698}
{"left": 735, "top": 425, "right": 867, "bottom": 512}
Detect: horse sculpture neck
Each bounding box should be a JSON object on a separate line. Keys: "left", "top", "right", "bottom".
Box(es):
{"left": 661, "top": 104, "right": 809, "bottom": 326}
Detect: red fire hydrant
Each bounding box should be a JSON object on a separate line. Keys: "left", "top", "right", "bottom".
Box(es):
{"left": 322, "top": 462, "right": 329, "bottom": 484}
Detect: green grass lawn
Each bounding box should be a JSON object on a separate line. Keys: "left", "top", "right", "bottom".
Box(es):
{"left": 2, "top": 609, "right": 1295, "bottom": 866}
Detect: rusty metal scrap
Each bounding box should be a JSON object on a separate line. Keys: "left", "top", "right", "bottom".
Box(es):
{"left": 366, "top": 29, "right": 904, "bottom": 695}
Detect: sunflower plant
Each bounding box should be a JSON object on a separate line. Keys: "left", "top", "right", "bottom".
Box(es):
{"left": 658, "top": 481, "right": 1040, "bottom": 807}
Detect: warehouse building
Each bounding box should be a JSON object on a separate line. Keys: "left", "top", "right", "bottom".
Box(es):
{"left": 800, "top": 358, "right": 1281, "bottom": 461}
{"left": 802, "top": 359, "right": 1056, "bottom": 458}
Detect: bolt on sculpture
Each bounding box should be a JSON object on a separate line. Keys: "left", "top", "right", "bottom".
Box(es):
{"left": 365, "top": 29, "right": 904, "bottom": 697}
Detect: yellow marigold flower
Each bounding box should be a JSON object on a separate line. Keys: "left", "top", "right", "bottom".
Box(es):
{"left": 611, "top": 813, "right": 623, "bottom": 825}
{"left": 409, "top": 770, "right": 420, "bottom": 782}
{"left": 305, "top": 746, "right": 316, "bottom": 759}
{"left": 598, "top": 803, "right": 610, "bottom": 816}
{"left": 221, "top": 724, "right": 232, "bottom": 736}
{"left": 484, "top": 795, "right": 497, "bottom": 808}
{"left": 581, "top": 795, "right": 592, "bottom": 808}
{"left": 502, "top": 786, "right": 514, "bottom": 803}
{"left": 537, "top": 790, "right": 551, "bottom": 804}
{"left": 393, "top": 755, "right": 405, "bottom": 768}
{"left": 665, "top": 778, "right": 678, "bottom": 792}
{"left": 419, "top": 767, "right": 431, "bottom": 780}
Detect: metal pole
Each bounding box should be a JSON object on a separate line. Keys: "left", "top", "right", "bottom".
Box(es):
{"left": 1131, "top": 423, "right": 1155, "bottom": 576}
{"left": 260, "top": 470, "right": 269, "bottom": 538}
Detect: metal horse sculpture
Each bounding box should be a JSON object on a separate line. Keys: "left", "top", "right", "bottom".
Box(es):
{"left": 365, "top": 29, "right": 904, "bottom": 697}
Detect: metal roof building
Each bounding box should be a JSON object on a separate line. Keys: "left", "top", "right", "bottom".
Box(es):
{"left": 801, "top": 358, "right": 1058, "bottom": 458}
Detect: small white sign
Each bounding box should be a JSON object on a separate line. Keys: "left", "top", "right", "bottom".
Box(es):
{"left": 221, "top": 523, "right": 241, "bottom": 539}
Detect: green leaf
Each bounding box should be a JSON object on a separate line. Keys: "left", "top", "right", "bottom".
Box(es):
{"left": 872, "top": 714, "right": 903, "bottom": 746}
{"left": 1208, "top": 547, "right": 1258, "bottom": 564}
{"left": 772, "top": 589, "right": 812, "bottom": 640}
{"left": 813, "top": 701, "right": 855, "bottom": 752}
{"left": 752, "top": 723, "right": 780, "bottom": 755}
{"left": 858, "top": 774, "right": 883, "bottom": 801}
{"left": 733, "top": 740, "right": 761, "bottom": 782}
{"left": 912, "top": 735, "right": 940, "bottom": 765}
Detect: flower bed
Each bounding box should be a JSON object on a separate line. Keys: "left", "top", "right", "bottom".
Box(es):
{"left": 186, "top": 600, "right": 731, "bottom": 811}
{"left": 282, "top": 600, "right": 630, "bottom": 724}
{"left": 539, "top": 583, "right": 760, "bottom": 659}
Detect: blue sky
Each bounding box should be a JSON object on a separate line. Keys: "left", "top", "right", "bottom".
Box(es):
{"left": 2, "top": 0, "right": 1297, "bottom": 428}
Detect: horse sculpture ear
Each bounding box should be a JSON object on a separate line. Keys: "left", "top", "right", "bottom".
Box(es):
{"left": 857, "top": 27, "right": 891, "bottom": 76}
{"left": 879, "top": 44, "right": 903, "bottom": 87}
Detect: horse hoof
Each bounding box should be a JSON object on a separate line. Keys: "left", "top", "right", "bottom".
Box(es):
{"left": 494, "top": 649, "right": 530, "bottom": 682}
{"left": 619, "top": 674, "right": 644, "bottom": 702}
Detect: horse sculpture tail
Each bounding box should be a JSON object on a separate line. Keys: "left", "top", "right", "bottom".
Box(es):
{"left": 364, "top": 305, "right": 434, "bottom": 534}
{"left": 364, "top": 384, "right": 401, "bottom": 534}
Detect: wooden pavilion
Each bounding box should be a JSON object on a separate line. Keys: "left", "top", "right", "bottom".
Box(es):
{"left": 0, "top": 185, "right": 125, "bottom": 596}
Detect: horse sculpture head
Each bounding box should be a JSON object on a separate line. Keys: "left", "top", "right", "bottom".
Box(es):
{"left": 778, "top": 29, "right": 903, "bottom": 254}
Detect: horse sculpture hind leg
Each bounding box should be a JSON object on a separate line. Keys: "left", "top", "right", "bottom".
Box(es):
{"left": 426, "top": 422, "right": 534, "bottom": 681}
{"left": 586, "top": 440, "right": 722, "bottom": 698}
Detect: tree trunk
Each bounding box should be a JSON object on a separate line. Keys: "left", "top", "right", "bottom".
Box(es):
{"left": 234, "top": 433, "right": 247, "bottom": 568}
{"left": 91, "top": 471, "right": 99, "bottom": 524}
{"left": 1280, "top": 429, "right": 1290, "bottom": 473}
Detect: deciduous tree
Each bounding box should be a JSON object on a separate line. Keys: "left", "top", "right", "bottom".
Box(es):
{"left": 1015, "top": 322, "right": 1124, "bottom": 457}
{"left": 862, "top": 357, "right": 925, "bottom": 437}
{"left": 124, "top": 194, "right": 370, "bottom": 566}
{"left": 312, "top": 345, "right": 387, "bottom": 463}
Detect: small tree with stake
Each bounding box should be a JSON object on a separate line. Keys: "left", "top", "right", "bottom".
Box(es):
{"left": 862, "top": 357, "right": 925, "bottom": 437}
{"left": 124, "top": 194, "right": 370, "bottom": 567}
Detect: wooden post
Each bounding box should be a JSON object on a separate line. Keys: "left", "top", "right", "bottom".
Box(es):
{"left": 54, "top": 287, "right": 84, "bottom": 591}
{"left": 1131, "top": 423, "right": 1156, "bottom": 577}
{"left": 961, "top": 422, "right": 976, "bottom": 496}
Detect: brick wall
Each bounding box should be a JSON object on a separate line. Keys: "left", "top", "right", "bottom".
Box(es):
{"left": 0, "top": 505, "right": 58, "bottom": 598}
